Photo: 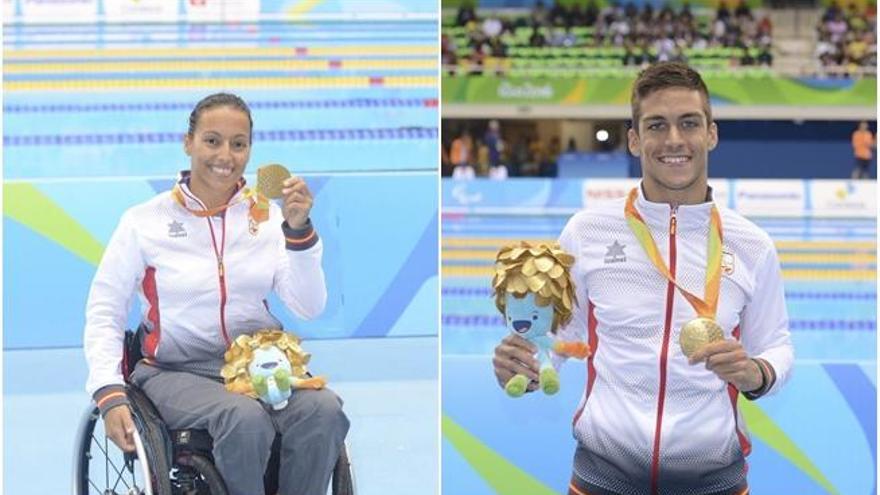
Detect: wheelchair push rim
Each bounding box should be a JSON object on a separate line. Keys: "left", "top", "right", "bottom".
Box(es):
{"left": 73, "top": 405, "right": 165, "bottom": 495}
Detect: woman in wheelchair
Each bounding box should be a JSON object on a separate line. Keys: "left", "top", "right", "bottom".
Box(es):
{"left": 83, "top": 93, "right": 350, "bottom": 495}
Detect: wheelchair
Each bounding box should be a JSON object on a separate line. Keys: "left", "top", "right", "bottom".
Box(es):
{"left": 73, "top": 328, "right": 355, "bottom": 495}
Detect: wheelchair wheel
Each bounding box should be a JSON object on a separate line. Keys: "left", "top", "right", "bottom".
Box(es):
{"left": 331, "top": 442, "right": 356, "bottom": 495}
{"left": 170, "top": 454, "right": 227, "bottom": 495}
{"left": 73, "top": 405, "right": 173, "bottom": 495}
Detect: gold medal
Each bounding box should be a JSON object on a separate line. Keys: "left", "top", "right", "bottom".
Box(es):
{"left": 679, "top": 317, "right": 724, "bottom": 358}
{"left": 256, "top": 163, "right": 291, "bottom": 199}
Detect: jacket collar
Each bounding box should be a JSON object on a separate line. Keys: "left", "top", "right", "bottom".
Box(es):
{"left": 634, "top": 182, "right": 716, "bottom": 232}
{"left": 175, "top": 170, "right": 247, "bottom": 213}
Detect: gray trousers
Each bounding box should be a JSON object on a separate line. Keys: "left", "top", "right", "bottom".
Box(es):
{"left": 131, "top": 362, "right": 350, "bottom": 495}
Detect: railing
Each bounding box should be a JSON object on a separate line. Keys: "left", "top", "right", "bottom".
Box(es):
{"left": 442, "top": 61, "right": 876, "bottom": 79}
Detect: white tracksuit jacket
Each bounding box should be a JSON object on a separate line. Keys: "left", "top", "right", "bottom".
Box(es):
{"left": 554, "top": 186, "right": 793, "bottom": 495}
{"left": 84, "top": 174, "right": 326, "bottom": 402}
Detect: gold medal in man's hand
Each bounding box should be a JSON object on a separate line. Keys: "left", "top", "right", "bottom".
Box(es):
{"left": 679, "top": 317, "right": 724, "bottom": 358}
{"left": 257, "top": 163, "right": 291, "bottom": 199}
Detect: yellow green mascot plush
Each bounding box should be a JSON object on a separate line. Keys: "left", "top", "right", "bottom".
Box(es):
{"left": 221, "top": 329, "right": 326, "bottom": 410}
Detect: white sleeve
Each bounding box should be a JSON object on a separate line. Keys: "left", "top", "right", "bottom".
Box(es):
{"left": 273, "top": 221, "right": 327, "bottom": 320}
{"left": 551, "top": 215, "right": 589, "bottom": 370}
{"left": 741, "top": 242, "right": 794, "bottom": 396}
{"left": 84, "top": 210, "right": 145, "bottom": 396}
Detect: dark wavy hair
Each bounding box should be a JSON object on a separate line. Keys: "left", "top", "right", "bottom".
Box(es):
{"left": 630, "top": 62, "right": 711, "bottom": 132}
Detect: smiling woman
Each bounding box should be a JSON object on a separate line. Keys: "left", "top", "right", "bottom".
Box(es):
{"left": 184, "top": 95, "right": 254, "bottom": 210}
{"left": 84, "top": 92, "right": 347, "bottom": 495}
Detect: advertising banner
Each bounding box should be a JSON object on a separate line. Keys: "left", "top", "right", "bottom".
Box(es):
{"left": 442, "top": 76, "right": 877, "bottom": 107}
{"left": 730, "top": 179, "right": 806, "bottom": 217}
{"left": 185, "top": 0, "right": 260, "bottom": 22}
{"left": 104, "top": 0, "right": 177, "bottom": 22}
{"left": 810, "top": 180, "right": 876, "bottom": 218}
{"left": 709, "top": 178, "right": 732, "bottom": 209}
{"left": 3, "top": 0, "right": 16, "bottom": 21}
{"left": 443, "top": 178, "right": 582, "bottom": 213}
{"left": 20, "top": 0, "right": 97, "bottom": 23}
{"left": 581, "top": 178, "right": 639, "bottom": 208}
{"left": 443, "top": 178, "right": 877, "bottom": 218}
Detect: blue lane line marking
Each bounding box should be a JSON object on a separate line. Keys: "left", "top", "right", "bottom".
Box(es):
{"left": 5, "top": 70, "right": 437, "bottom": 81}
{"left": 4, "top": 98, "right": 437, "bottom": 113}
{"left": 441, "top": 315, "right": 877, "bottom": 330}
{"left": 442, "top": 259, "right": 874, "bottom": 269}
{"left": 4, "top": 127, "right": 439, "bottom": 146}
{"left": 4, "top": 55, "right": 434, "bottom": 64}
{"left": 3, "top": 24, "right": 438, "bottom": 37}
{"left": 3, "top": 36, "right": 437, "bottom": 46}
{"left": 441, "top": 286, "right": 877, "bottom": 300}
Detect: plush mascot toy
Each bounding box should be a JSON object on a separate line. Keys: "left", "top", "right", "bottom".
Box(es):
{"left": 221, "top": 329, "right": 326, "bottom": 410}
{"left": 493, "top": 242, "right": 591, "bottom": 397}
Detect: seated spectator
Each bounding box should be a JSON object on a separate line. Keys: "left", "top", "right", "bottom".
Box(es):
{"left": 532, "top": 0, "right": 549, "bottom": 27}
{"left": 758, "top": 16, "right": 773, "bottom": 37}
{"left": 845, "top": 32, "right": 869, "bottom": 65}
{"left": 655, "top": 35, "right": 677, "bottom": 61}
{"left": 550, "top": 26, "right": 578, "bottom": 47}
{"left": 441, "top": 34, "right": 458, "bottom": 74}
{"left": 717, "top": 0, "right": 731, "bottom": 21}
{"left": 822, "top": 0, "right": 842, "bottom": 22}
{"left": 757, "top": 43, "right": 773, "bottom": 65}
{"left": 624, "top": 1, "right": 639, "bottom": 20}
{"left": 529, "top": 26, "right": 547, "bottom": 47}
{"left": 570, "top": 4, "right": 587, "bottom": 27}
{"left": 456, "top": 2, "right": 476, "bottom": 27}
{"left": 734, "top": 0, "right": 752, "bottom": 20}
{"left": 815, "top": 33, "right": 840, "bottom": 65}
{"left": 482, "top": 16, "right": 503, "bottom": 38}
{"left": 550, "top": 0, "right": 571, "bottom": 26}
{"left": 585, "top": 0, "right": 600, "bottom": 26}
{"left": 826, "top": 12, "right": 849, "bottom": 43}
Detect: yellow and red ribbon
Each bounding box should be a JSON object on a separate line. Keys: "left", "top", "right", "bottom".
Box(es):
{"left": 172, "top": 184, "right": 270, "bottom": 225}
{"left": 624, "top": 188, "right": 723, "bottom": 318}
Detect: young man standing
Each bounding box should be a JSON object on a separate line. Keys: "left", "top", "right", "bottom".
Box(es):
{"left": 493, "top": 62, "right": 793, "bottom": 495}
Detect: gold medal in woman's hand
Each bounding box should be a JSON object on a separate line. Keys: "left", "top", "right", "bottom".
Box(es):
{"left": 257, "top": 163, "right": 291, "bottom": 199}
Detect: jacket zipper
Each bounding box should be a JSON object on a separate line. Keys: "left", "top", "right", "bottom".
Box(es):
{"left": 650, "top": 207, "right": 677, "bottom": 495}
{"left": 206, "top": 215, "right": 230, "bottom": 346}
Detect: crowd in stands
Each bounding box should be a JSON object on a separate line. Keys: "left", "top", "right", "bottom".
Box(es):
{"left": 442, "top": 123, "right": 562, "bottom": 178}
{"left": 814, "top": 1, "right": 876, "bottom": 74}
{"left": 442, "top": 0, "right": 775, "bottom": 74}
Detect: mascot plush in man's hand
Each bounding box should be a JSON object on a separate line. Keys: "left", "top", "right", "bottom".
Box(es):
{"left": 493, "top": 242, "right": 591, "bottom": 397}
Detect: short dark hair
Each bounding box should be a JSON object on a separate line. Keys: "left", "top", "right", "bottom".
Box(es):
{"left": 630, "top": 62, "right": 711, "bottom": 131}
{"left": 188, "top": 93, "right": 253, "bottom": 139}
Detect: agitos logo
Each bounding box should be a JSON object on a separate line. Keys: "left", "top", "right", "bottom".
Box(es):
{"left": 835, "top": 182, "right": 857, "bottom": 200}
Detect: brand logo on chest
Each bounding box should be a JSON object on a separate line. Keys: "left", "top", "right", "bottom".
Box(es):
{"left": 168, "top": 220, "right": 187, "bottom": 238}
{"left": 604, "top": 240, "right": 627, "bottom": 264}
